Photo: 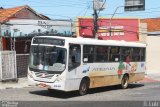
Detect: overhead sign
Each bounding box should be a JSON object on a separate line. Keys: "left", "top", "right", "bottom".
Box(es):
{"left": 33, "top": 38, "right": 65, "bottom": 46}
{"left": 125, "top": 0, "right": 145, "bottom": 11}
{"left": 1, "top": 19, "right": 73, "bottom": 37}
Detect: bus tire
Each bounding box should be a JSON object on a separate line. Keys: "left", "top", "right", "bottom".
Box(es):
{"left": 121, "top": 75, "right": 129, "bottom": 89}
{"left": 79, "top": 78, "right": 89, "bottom": 96}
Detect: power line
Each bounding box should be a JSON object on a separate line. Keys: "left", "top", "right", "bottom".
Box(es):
{"left": 102, "top": 10, "right": 160, "bottom": 16}
{"left": 24, "top": 0, "right": 84, "bottom": 5}
{"left": 75, "top": 7, "right": 90, "bottom": 17}
{"left": 100, "top": 6, "right": 160, "bottom": 16}
{"left": 2, "top": 2, "right": 160, "bottom": 18}
{"left": 2, "top": 23, "right": 148, "bottom": 35}
{"left": 1, "top": 0, "right": 91, "bottom": 8}
{"left": 83, "top": 4, "right": 92, "bottom": 16}
{"left": 1, "top": 3, "right": 86, "bottom": 8}
{"left": 35, "top": 0, "right": 92, "bottom": 5}
{"left": 41, "top": 14, "right": 73, "bottom": 19}
{"left": 0, "top": 15, "right": 148, "bottom": 30}
{"left": 29, "top": 1, "right": 87, "bottom": 6}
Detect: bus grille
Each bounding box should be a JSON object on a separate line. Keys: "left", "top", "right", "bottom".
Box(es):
{"left": 34, "top": 72, "right": 54, "bottom": 79}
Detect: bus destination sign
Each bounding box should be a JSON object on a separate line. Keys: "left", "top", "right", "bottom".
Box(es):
{"left": 33, "top": 38, "right": 65, "bottom": 46}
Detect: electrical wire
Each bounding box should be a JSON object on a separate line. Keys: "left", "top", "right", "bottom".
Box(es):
{"left": 101, "top": 7, "right": 160, "bottom": 16}
{"left": 0, "top": 15, "right": 148, "bottom": 31}
{"left": 3, "top": 21, "right": 148, "bottom": 35}
{"left": 2, "top": 2, "right": 160, "bottom": 31}
{"left": 25, "top": 0, "right": 88, "bottom": 5}
{"left": 83, "top": 4, "right": 92, "bottom": 16}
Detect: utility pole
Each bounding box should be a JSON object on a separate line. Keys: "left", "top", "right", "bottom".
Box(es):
{"left": 0, "top": 24, "right": 2, "bottom": 51}
{"left": 93, "top": 0, "right": 106, "bottom": 39}
{"left": 93, "top": 10, "right": 98, "bottom": 39}
{"left": 93, "top": 0, "right": 98, "bottom": 39}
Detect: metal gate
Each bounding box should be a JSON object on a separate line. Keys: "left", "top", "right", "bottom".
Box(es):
{"left": 0, "top": 51, "right": 17, "bottom": 81}
{"left": 16, "top": 54, "right": 29, "bottom": 78}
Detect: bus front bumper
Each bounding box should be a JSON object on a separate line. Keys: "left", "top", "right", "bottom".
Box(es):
{"left": 28, "top": 75, "right": 65, "bottom": 91}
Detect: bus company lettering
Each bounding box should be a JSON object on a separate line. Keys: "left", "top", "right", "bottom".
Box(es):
{"left": 92, "top": 67, "right": 116, "bottom": 72}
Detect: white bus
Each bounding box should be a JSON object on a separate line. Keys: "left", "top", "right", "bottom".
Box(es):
{"left": 28, "top": 36, "right": 146, "bottom": 95}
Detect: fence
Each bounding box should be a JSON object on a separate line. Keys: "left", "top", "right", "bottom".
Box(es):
{"left": 0, "top": 51, "right": 17, "bottom": 81}
{"left": 16, "top": 54, "right": 29, "bottom": 78}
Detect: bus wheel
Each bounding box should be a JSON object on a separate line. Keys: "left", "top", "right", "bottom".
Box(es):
{"left": 79, "top": 79, "right": 89, "bottom": 96}
{"left": 121, "top": 75, "right": 129, "bottom": 89}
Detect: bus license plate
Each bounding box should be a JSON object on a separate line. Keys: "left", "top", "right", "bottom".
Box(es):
{"left": 39, "top": 83, "right": 48, "bottom": 87}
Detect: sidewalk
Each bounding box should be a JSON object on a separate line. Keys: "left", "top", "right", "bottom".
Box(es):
{"left": 140, "top": 71, "right": 160, "bottom": 83}
{"left": 0, "top": 78, "right": 32, "bottom": 90}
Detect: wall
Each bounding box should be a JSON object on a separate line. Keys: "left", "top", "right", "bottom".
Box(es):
{"left": 16, "top": 54, "right": 29, "bottom": 78}
{"left": 139, "top": 23, "right": 147, "bottom": 43}
{"left": 146, "top": 35, "right": 160, "bottom": 73}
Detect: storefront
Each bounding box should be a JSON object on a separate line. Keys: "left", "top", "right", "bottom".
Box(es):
{"left": 77, "top": 17, "right": 140, "bottom": 41}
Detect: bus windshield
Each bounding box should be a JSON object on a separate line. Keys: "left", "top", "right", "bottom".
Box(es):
{"left": 29, "top": 45, "right": 66, "bottom": 73}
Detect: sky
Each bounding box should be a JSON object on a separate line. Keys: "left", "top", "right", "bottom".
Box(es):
{"left": 0, "top": 0, "right": 160, "bottom": 20}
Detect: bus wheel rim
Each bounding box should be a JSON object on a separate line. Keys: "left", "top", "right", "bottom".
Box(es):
{"left": 80, "top": 83, "right": 87, "bottom": 94}
{"left": 122, "top": 77, "right": 128, "bottom": 88}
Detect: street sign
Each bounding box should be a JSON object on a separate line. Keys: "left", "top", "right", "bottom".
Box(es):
{"left": 125, "top": 0, "right": 145, "bottom": 11}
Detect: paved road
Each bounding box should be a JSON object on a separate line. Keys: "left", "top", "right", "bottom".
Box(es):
{"left": 0, "top": 82, "right": 160, "bottom": 101}
{"left": 0, "top": 82, "right": 160, "bottom": 107}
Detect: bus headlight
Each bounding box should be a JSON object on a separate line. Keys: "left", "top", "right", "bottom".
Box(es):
{"left": 55, "top": 76, "right": 63, "bottom": 82}
{"left": 28, "top": 73, "right": 34, "bottom": 79}
{"left": 28, "top": 69, "right": 34, "bottom": 78}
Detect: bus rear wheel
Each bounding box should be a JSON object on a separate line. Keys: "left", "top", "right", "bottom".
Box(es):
{"left": 121, "top": 75, "right": 129, "bottom": 89}
{"left": 79, "top": 79, "right": 89, "bottom": 95}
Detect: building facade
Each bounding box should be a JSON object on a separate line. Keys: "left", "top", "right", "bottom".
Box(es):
{"left": 0, "top": 5, "right": 50, "bottom": 52}
{"left": 141, "top": 18, "right": 160, "bottom": 73}
{"left": 77, "top": 17, "right": 140, "bottom": 41}
{"left": 0, "top": 5, "right": 50, "bottom": 78}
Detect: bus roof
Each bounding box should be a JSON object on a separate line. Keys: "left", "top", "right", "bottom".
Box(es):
{"left": 33, "top": 36, "right": 146, "bottom": 47}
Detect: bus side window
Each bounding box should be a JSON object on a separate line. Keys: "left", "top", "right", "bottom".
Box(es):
{"left": 121, "top": 47, "right": 132, "bottom": 62}
{"left": 109, "top": 47, "right": 120, "bottom": 62}
{"left": 69, "top": 44, "right": 81, "bottom": 71}
{"left": 95, "top": 46, "right": 108, "bottom": 62}
{"left": 83, "top": 45, "right": 94, "bottom": 63}
{"left": 140, "top": 48, "right": 145, "bottom": 61}
{"left": 132, "top": 48, "right": 140, "bottom": 62}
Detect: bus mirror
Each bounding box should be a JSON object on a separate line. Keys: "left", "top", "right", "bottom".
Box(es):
{"left": 84, "top": 58, "right": 88, "bottom": 62}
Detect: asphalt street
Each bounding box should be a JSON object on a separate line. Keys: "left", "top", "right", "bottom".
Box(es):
{"left": 0, "top": 82, "right": 160, "bottom": 100}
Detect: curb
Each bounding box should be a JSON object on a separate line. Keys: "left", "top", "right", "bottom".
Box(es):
{"left": 0, "top": 78, "right": 34, "bottom": 90}
{"left": 0, "top": 85, "right": 34, "bottom": 90}
{"left": 139, "top": 76, "right": 160, "bottom": 83}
